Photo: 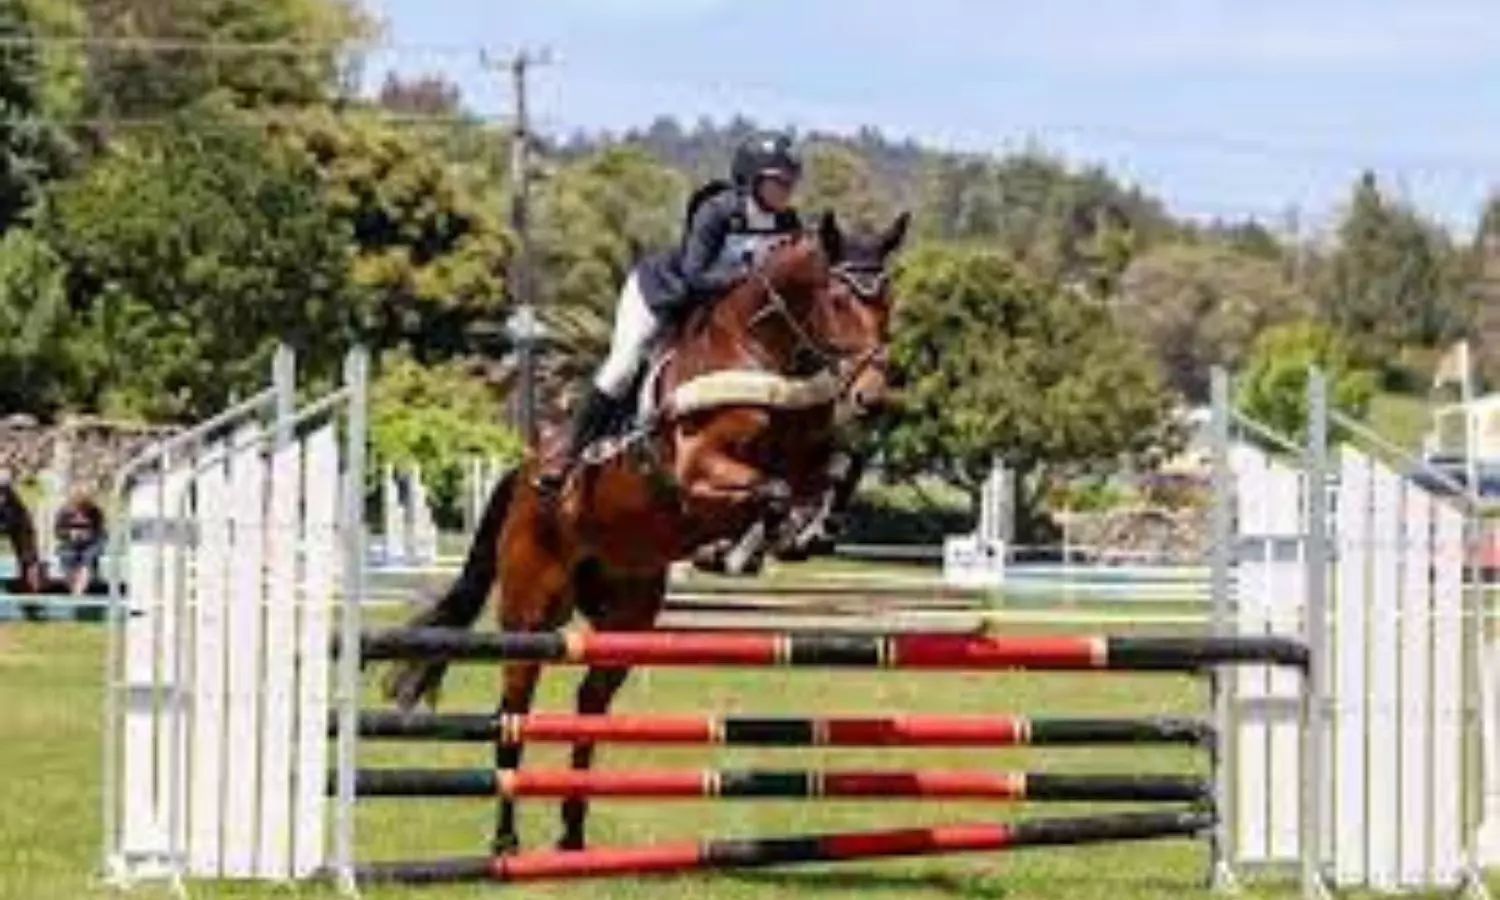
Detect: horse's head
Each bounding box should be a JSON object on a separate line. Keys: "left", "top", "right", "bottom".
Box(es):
{"left": 732, "top": 216, "right": 907, "bottom": 420}
{"left": 808, "top": 210, "right": 910, "bottom": 422}
{"left": 729, "top": 231, "right": 833, "bottom": 369}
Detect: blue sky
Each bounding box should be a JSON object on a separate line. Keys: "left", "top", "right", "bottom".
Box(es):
{"left": 365, "top": 0, "right": 1499, "bottom": 233}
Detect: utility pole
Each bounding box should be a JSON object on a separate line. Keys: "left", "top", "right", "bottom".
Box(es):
{"left": 489, "top": 47, "right": 552, "bottom": 446}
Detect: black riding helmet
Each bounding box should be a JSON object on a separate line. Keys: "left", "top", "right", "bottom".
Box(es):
{"left": 731, "top": 132, "right": 802, "bottom": 189}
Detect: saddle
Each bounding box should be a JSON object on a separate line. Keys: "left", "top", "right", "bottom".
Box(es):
{"left": 577, "top": 308, "right": 841, "bottom": 468}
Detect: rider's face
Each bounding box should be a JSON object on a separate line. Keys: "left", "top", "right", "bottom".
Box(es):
{"left": 755, "top": 176, "right": 795, "bottom": 213}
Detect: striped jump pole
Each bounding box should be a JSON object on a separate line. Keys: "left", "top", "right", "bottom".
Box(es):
{"left": 352, "top": 809, "right": 1213, "bottom": 885}
{"left": 342, "top": 768, "right": 1209, "bottom": 803}
{"left": 347, "top": 711, "right": 1214, "bottom": 747}
{"left": 356, "top": 629, "right": 1309, "bottom": 671}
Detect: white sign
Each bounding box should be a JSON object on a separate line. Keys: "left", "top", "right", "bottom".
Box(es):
{"left": 943, "top": 535, "right": 1006, "bottom": 589}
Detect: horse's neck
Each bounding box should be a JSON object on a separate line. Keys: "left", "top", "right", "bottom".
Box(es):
{"left": 666, "top": 281, "right": 802, "bottom": 388}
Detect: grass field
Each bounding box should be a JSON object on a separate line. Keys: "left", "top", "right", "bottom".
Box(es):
{"left": 4, "top": 611, "right": 1478, "bottom": 900}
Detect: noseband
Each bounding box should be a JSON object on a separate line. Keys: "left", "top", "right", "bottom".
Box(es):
{"left": 833, "top": 261, "right": 890, "bottom": 302}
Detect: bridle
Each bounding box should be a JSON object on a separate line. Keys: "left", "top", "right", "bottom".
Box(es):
{"left": 746, "top": 261, "right": 891, "bottom": 396}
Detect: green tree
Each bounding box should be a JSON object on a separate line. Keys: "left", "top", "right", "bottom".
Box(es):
{"left": 1235, "top": 321, "right": 1377, "bottom": 441}
{"left": 533, "top": 146, "right": 684, "bottom": 384}
{"left": 798, "top": 141, "right": 892, "bottom": 231}
{"left": 80, "top": 0, "right": 373, "bottom": 119}
{"left": 1466, "top": 194, "right": 1500, "bottom": 387}
{"left": 40, "top": 107, "right": 361, "bottom": 420}
{"left": 1117, "top": 241, "right": 1308, "bottom": 402}
{"left": 0, "top": 227, "right": 77, "bottom": 413}
{"left": 273, "top": 108, "right": 513, "bottom": 363}
{"left": 1320, "top": 171, "right": 1458, "bottom": 364}
{"left": 883, "top": 245, "right": 1177, "bottom": 540}
{"left": 370, "top": 351, "right": 523, "bottom": 526}
{"left": 0, "top": 0, "right": 81, "bottom": 231}
{"left": 377, "top": 71, "right": 461, "bottom": 117}
{"left": 915, "top": 154, "right": 1002, "bottom": 242}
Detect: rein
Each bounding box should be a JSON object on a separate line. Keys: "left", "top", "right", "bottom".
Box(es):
{"left": 743, "top": 263, "right": 890, "bottom": 397}
{"left": 638, "top": 249, "right": 892, "bottom": 437}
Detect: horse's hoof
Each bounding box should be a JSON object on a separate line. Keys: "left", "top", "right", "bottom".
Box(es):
{"left": 556, "top": 833, "right": 585, "bottom": 852}
{"left": 492, "top": 834, "right": 521, "bottom": 857}
{"left": 804, "top": 533, "right": 836, "bottom": 556}
{"left": 724, "top": 546, "right": 766, "bottom": 577}
{"left": 691, "top": 545, "right": 728, "bottom": 574}
{"left": 773, "top": 545, "right": 811, "bottom": 563}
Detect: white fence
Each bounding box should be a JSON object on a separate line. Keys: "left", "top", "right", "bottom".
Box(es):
{"left": 102, "top": 359, "right": 1500, "bottom": 898}
{"left": 103, "top": 346, "right": 367, "bottom": 885}
{"left": 1214, "top": 369, "right": 1489, "bottom": 898}
{"left": 374, "top": 463, "right": 438, "bottom": 569}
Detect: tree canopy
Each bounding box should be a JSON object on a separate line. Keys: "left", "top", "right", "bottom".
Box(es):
{"left": 0, "top": 0, "right": 1487, "bottom": 528}
{"left": 884, "top": 244, "right": 1176, "bottom": 531}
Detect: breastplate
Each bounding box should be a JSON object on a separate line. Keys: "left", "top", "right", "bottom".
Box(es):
{"left": 719, "top": 232, "right": 779, "bottom": 268}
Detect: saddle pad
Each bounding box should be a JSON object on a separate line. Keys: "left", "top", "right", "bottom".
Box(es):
{"left": 667, "top": 370, "right": 840, "bottom": 417}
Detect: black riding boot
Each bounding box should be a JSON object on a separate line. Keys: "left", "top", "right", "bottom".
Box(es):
{"left": 535, "top": 387, "right": 620, "bottom": 499}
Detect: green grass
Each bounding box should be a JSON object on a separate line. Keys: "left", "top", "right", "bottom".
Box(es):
{"left": 0, "top": 615, "right": 1476, "bottom": 899}
{"left": 1366, "top": 391, "right": 1432, "bottom": 452}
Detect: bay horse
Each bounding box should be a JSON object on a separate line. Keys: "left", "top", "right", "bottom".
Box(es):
{"left": 0, "top": 473, "right": 45, "bottom": 593}
{"left": 378, "top": 210, "right": 910, "bottom": 855}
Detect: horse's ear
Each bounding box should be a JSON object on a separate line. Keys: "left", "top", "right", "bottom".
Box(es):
{"left": 878, "top": 211, "right": 911, "bottom": 259}
{"left": 817, "top": 209, "right": 844, "bottom": 262}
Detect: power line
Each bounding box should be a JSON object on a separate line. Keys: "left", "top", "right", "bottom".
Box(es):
{"left": 7, "top": 34, "right": 1491, "bottom": 175}
{"left": 0, "top": 34, "right": 513, "bottom": 61}
{"left": 0, "top": 109, "right": 516, "bottom": 132}
{"left": 10, "top": 33, "right": 1487, "bottom": 174}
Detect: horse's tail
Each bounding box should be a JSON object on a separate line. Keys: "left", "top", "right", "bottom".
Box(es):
{"left": 381, "top": 467, "right": 518, "bottom": 711}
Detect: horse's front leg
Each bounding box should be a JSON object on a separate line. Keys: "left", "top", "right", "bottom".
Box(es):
{"left": 558, "top": 569, "right": 667, "bottom": 851}
{"left": 778, "top": 447, "right": 863, "bottom": 560}
{"left": 493, "top": 660, "right": 540, "bottom": 856}
{"left": 722, "top": 479, "right": 791, "bottom": 576}
{"left": 679, "top": 450, "right": 787, "bottom": 575}
{"left": 557, "top": 665, "right": 629, "bottom": 851}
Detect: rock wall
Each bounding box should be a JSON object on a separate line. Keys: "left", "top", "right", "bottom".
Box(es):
{"left": 1056, "top": 505, "right": 1213, "bottom": 565}
{"left": 0, "top": 417, "right": 178, "bottom": 495}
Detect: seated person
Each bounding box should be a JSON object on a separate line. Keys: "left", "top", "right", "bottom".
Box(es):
{"left": 54, "top": 485, "right": 106, "bottom": 595}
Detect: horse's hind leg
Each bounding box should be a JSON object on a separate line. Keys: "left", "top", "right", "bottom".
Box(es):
{"left": 557, "top": 567, "right": 668, "bottom": 851}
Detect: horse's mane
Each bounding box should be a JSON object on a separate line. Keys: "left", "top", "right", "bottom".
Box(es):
{"left": 677, "top": 233, "right": 825, "bottom": 342}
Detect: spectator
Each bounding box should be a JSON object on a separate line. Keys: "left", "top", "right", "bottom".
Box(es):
{"left": 54, "top": 485, "right": 106, "bottom": 595}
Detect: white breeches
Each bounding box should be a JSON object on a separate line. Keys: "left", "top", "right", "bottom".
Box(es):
{"left": 593, "top": 273, "right": 664, "bottom": 398}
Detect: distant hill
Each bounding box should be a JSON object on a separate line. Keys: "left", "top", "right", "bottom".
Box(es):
{"left": 554, "top": 115, "right": 1201, "bottom": 249}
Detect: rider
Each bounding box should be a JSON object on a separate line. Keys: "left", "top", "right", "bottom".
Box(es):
{"left": 535, "top": 131, "right": 805, "bottom": 496}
